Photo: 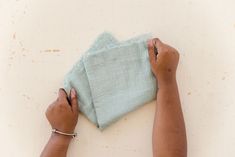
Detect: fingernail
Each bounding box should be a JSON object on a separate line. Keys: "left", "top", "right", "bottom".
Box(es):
{"left": 71, "top": 88, "right": 76, "bottom": 98}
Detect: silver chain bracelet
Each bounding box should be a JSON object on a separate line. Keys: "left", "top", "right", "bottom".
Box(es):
{"left": 52, "top": 129, "right": 77, "bottom": 138}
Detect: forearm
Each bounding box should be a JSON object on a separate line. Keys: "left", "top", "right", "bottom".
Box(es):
{"left": 40, "top": 134, "right": 72, "bottom": 157}
{"left": 152, "top": 79, "right": 187, "bottom": 157}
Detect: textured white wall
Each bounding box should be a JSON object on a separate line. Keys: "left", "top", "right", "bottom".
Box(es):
{"left": 0, "top": 0, "right": 235, "bottom": 156}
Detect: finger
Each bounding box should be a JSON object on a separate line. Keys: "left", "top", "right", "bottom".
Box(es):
{"left": 147, "top": 39, "right": 157, "bottom": 64}
{"left": 70, "top": 88, "right": 79, "bottom": 113}
{"left": 58, "top": 88, "right": 68, "bottom": 101}
{"left": 153, "top": 38, "right": 164, "bottom": 49}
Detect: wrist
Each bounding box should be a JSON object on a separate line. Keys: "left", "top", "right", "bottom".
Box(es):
{"left": 50, "top": 133, "right": 72, "bottom": 147}
{"left": 157, "top": 77, "right": 177, "bottom": 88}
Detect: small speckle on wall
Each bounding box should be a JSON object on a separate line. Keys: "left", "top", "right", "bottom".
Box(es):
{"left": 44, "top": 49, "right": 61, "bottom": 52}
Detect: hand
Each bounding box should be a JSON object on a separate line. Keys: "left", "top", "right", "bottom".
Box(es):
{"left": 45, "top": 88, "right": 79, "bottom": 133}
{"left": 148, "top": 38, "right": 179, "bottom": 84}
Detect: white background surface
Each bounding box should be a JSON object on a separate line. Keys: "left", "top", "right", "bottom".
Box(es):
{"left": 0, "top": 0, "right": 235, "bottom": 156}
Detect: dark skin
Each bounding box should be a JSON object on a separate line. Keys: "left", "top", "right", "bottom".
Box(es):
{"left": 148, "top": 38, "right": 187, "bottom": 157}
{"left": 40, "top": 38, "right": 187, "bottom": 157}
{"left": 40, "top": 88, "right": 79, "bottom": 157}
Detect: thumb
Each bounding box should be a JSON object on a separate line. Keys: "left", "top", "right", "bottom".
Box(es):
{"left": 70, "top": 88, "right": 79, "bottom": 113}
{"left": 153, "top": 38, "right": 163, "bottom": 48}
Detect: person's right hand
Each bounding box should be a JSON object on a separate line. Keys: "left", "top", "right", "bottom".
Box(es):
{"left": 148, "top": 38, "right": 179, "bottom": 84}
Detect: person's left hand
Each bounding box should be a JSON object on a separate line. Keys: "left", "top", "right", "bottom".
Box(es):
{"left": 45, "top": 88, "right": 79, "bottom": 133}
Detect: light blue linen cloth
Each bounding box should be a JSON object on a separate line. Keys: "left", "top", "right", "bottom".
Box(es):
{"left": 64, "top": 32, "right": 157, "bottom": 129}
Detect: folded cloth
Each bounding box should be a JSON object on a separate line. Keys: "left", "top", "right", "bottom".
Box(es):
{"left": 64, "top": 32, "right": 157, "bottom": 129}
